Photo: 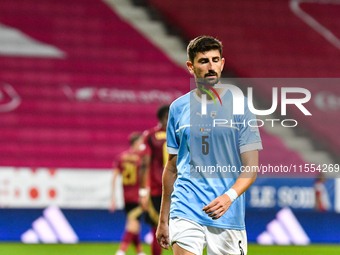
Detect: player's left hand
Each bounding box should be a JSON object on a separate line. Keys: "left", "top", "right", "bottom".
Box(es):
{"left": 202, "top": 194, "right": 231, "bottom": 220}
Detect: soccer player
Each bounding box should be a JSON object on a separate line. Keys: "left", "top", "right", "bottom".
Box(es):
{"left": 111, "top": 132, "right": 146, "bottom": 255}
{"left": 156, "top": 36, "right": 263, "bottom": 255}
{"left": 314, "top": 173, "right": 331, "bottom": 212}
{"left": 139, "top": 105, "right": 170, "bottom": 255}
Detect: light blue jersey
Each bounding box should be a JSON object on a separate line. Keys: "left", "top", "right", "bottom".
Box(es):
{"left": 167, "top": 89, "right": 262, "bottom": 230}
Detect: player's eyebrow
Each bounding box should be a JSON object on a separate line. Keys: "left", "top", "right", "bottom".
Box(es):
{"left": 197, "top": 57, "right": 209, "bottom": 63}
{"left": 197, "top": 56, "right": 220, "bottom": 63}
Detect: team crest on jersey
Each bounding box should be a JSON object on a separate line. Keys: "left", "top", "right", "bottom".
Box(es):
{"left": 210, "top": 111, "right": 217, "bottom": 118}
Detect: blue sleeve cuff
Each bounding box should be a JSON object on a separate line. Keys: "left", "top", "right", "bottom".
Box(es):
{"left": 240, "top": 142, "right": 263, "bottom": 154}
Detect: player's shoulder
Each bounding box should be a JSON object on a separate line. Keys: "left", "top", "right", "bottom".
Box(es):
{"left": 119, "top": 149, "right": 133, "bottom": 158}
{"left": 121, "top": 149, "right": 140, "bottom": 162}
{"left": 171, "top": 91, "right": 191, "bottom": 106}
{"left": 115, "top": 149, "right": 129, "bottom": 162}
{"left": 170, "top": 91, "right": 191, "bottom": 111}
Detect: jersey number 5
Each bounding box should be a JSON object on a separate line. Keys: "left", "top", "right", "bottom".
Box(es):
{"left": 202, "top": 136, "right": 209, "bottom": 155}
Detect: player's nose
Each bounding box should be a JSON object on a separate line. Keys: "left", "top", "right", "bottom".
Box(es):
{"left": 207, "top": 59, "right": 216, "bottom": 71}
{"left": 208, "top": 60, "right": 213, "bottom": 69}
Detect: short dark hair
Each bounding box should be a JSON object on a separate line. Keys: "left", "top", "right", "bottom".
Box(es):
{"left": 187, "top": 35, "right": 223, "bottom": 63}
{"left": 157, "top": 105, "right": 170, "bottom": 121}
{"left": 128, "top": 132, "right": 142, "bottom": 145}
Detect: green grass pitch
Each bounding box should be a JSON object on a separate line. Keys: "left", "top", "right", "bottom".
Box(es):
{"left": 0, "top": 243, "right": 339, "bottom": 255}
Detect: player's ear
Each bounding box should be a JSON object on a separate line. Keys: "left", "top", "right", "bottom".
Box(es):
{"left": 221, "top": 58, "right": 225, "bottom": 72}
{"left": 186, "top": 61, "right": 194, "bottom": 74}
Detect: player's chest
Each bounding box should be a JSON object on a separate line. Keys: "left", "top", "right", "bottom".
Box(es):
{"left": 177, "top": 105, "right": 239, "bottom": 141}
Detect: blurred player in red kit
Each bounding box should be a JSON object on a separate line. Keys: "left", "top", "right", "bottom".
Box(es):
{"left": 139, "top": 105, "right": 170, "bottom": 255}
{"left": 314, "top": 173, "right": 331, "bottom": 212}
{"left": 111, "top": 132, "right": 146, "bottom": 255}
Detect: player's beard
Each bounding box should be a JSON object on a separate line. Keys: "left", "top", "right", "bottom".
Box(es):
{"left": 197, "top": 72, "right": 220, "bottom": 87}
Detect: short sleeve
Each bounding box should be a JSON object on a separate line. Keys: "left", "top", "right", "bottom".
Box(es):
{"left": 238, "top": 102, "right": 263, "bottom": 154}
{"left": 167, "top": 104, "right": 179, "bottom": 154}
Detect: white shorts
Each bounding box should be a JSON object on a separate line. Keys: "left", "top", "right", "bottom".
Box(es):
{"left": 169, "top": 217, "right": 247, "bottom": 255}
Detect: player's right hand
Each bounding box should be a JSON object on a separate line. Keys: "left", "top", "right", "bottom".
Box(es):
{"left": 156, "top": 222, "right": 170, "bottom": 250}
{"left": 202, "top": 193, "right": 232, "bottom": 220}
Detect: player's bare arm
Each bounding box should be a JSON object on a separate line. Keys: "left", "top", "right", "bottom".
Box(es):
{"left": 156, "top": 154, "right": 178, "bottom": 250}
{"left": 139, "top": 154, "right": 151, "bottom": 210}
{"left": 110, "top": 169, "right": 119, "bottom": 212}
{"left": 203, "top": 150, "right": 259, "bottom": 220}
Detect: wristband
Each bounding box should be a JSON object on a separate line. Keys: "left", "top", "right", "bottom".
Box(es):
{"left": 225, "top": 188, "right": 238, "bottom": 203}
{"left": 139, "top": 188, "right": 148, "bottom": 197}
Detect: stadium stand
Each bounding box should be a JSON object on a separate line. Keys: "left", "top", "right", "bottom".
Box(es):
{"left": 145, "top": 0, "right": 340, "bottom": 160}
{"left": 0, "top": 0, "right": 188, "bottom": 168}
{"left": 0, "top": 0, "right": 309, "bottom": 173}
